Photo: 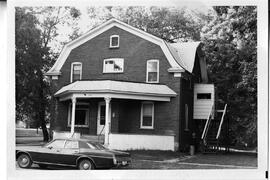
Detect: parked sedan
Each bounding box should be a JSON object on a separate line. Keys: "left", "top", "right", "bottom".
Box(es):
{"left": 16, "top": 138, "right": 131, "bottom": 170}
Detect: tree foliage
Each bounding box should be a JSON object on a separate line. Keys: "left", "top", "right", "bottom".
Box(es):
{"left": 15, "top": 7, "right": 81, "bottom": 141}
{"left": 201, "top": 6, "right": 257, "bottom": 147}
{"left": 86, "top": 6, "right": 201, "bottom": 42}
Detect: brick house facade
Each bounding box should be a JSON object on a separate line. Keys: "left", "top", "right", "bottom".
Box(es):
{"left": 46, "top": 19, "right": 210, "bottom": 151}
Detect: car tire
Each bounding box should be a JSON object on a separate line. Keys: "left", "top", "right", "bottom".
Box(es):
{"left": 38, "top": 164, "right": 48, "bottom": 169}
{"left": 78, "top": 159, "right": 94, "bottom": 170}
{"left": 17, "top": 153, "right": 32, "bottom": 168}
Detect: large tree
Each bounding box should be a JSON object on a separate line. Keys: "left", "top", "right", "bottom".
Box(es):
{"left": 16, "top": 7, "right": 50, "bottom": 141}
{"left": 15, "top": 7, "right": 81, "bottom": 141}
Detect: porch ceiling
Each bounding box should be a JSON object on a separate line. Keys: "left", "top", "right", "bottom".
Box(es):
{"left": 54, "top": 80, "right": 177, "bottom": 102}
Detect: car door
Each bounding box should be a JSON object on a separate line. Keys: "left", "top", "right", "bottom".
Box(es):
{"left": 59, "top": 140, "right": 80, "bottom": 166}
{"left": 32, "top": 139, "right": 66, "bottom": 164}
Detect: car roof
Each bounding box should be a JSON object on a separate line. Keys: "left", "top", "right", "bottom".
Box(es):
{"left": 53, "top": 138, "right": 101, "bottom": 144}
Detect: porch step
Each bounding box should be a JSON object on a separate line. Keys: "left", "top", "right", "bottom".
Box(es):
{"left": 81, "top": 135, "right": 104, "bottom": 144}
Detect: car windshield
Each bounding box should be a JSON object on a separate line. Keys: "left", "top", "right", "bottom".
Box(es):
{"left": 86, "top": 142, "right": 108, "bottom": 150}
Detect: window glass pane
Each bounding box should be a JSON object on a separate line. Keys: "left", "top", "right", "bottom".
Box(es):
{"left": 86, "top": 143, "right": 97, "bottom": 149}
{"left": 73, "top": 74, "right": 80, "bottom": 81}
{"left": 73, "top": 64, "right": 81, "bottom": 71}
{"left": 114, "top": 60, "right": 123, "bottom": 71}
{"left": 111, "top": 37, "right": 118, "bottom": 47}
{"left": 197, "top": 93, "right": 211, "bottom": 99}
{"left": 148, "top": 62, "right": 157, "bottom": 72}
{"left": 65, "top": 141, "right": 79, "bottom": 149}
{"left": 142, "top": 103, "right": 153, "bottom": 127}
{"left": 148, "top": 72, "right": 157, "bottom": 82}
{"left": 100, "top": 105, "right": 106, "bottom": 125}
{"left": 47, "top": 140, "right": 65, "bottom": 148}
{"left": 143, "top": 104, "right": 152, "bottom": 116}
{"left": 185, "top": 104, "right": 189, "bottom": 130}
{"left": 75, "top": 109, "right": 86, "bottom": 125}
{"left": 142, "top": 117, "right": 152, "bottom": 126}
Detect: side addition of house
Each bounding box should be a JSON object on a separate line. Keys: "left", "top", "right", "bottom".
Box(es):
{"left": 46, "top": 18, "right": 212, "bottom": 151}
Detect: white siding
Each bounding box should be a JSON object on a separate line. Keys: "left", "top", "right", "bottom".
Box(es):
{"left": 108, "top": 133, "right": 175, "bottom": 151}
{"left": 193, "top": 84, "right": 215, "bottom": 119}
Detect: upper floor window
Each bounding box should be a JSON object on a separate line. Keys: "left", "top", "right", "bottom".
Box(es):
{"left": 140, "top": 102, "right": 154, "bottom": 129}
{"left": 146, "top": 60, "right": 159, "bottom": 83}
{"left": 110, "top": 35, "right": 119, "bottom": 48}
{"left": 70, "top": 62, "right": 82, "bottom": 83}
{"left": 103, "top": 58, "right": 124, "bottom": 73}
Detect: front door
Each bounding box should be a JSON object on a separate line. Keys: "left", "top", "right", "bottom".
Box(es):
{"left": 97, "top": 102, "right": 106, "bottom": 135}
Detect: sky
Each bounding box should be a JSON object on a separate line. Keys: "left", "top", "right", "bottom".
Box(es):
{"left": 46, "top": 5, "right": 212, "bottom": 53}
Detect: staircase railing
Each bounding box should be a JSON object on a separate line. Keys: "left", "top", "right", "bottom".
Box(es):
{"left": 201, "top": 104, "right": 214, "bottom": 141}
{"left": 216, "top": 104, "right": 227, "bottom": 139}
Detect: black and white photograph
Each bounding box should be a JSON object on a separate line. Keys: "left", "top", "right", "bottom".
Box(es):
{"left": 3, "top": 0, "right": 269, "bottom": 179}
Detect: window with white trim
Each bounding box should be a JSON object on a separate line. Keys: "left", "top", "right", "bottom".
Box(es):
{"left": 146, "top": 60, "right": 159, "bottom": 83}
{"left": 140, "top": 102, "right": 154, "bottom": 129}
{"left": 68, "top": 103, "right": 89, "bottom": 127}
{"left": 110, "top": 35, "right": 119, "bottom": 48}
{"left": 103, "top": 58, "right": 124, "bottom": 73}
{"left": 70, "top": 62, "right": 82, "bottom": 82}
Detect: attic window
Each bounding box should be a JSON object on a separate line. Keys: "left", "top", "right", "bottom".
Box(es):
{"left": 110, "top": 35, "right": 119, "bottom": 48}
{"left": 197, "top": 93, "right": 211, "bottom": 100}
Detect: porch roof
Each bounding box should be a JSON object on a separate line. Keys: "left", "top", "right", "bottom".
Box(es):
{"left": 55, "top": 80, "right": 177, "bottom": 102}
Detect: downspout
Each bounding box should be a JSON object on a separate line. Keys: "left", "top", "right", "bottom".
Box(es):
{"left": 178, "top": 75, "right": 183, "bottom": 151}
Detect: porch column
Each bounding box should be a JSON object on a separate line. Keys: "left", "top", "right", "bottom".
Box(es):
{"left": 104, "top": 97, "right": 111, "bottom": 146}
{"left": 70, "top": 97, "right": 76, "bottom": 136}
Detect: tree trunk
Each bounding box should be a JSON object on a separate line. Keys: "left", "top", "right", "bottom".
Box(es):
{"left": 38, "top": 70, "right": 49, "bottom": 142}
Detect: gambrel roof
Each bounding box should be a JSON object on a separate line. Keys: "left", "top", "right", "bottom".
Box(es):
{"left": 46, "top": 18, "right": 205, "bottom": 76}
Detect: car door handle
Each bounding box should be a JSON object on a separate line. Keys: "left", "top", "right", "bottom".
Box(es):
{"left": 56, "top": 150, "right": 60, "bottom": 152}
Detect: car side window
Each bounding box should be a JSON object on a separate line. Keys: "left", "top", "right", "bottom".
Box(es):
{"left": 47, "top": 140, "right": 65, "bottom": 149}
{"left": 86, "top": 143, "right": 97, "bottom": 149}
{"left": 64, "top": 140, "right": 79, "bottom": 149}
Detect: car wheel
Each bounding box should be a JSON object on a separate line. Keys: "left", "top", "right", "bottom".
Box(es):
{"left": 38, "top": 164, "right": 48, "bottom": 169}
{"left": 17, "top": 153, "right": 32, "bottom": 168}
{"left": 78, "top": 159, "right": 94, "bottom": 170}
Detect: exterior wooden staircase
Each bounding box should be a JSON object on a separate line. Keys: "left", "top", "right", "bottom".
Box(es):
{"left": 201, "top": 104, "right": 227, "bottom": 153}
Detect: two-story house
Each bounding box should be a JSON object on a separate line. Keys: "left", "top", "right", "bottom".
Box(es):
{"left": 45, "top": 18, "right": 214, "bottom": 152}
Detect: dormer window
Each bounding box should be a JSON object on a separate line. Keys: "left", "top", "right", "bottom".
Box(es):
{"left": 146, "top": 60, "right": 159, "bottom": 83}
{"left": 110, "top": 35, "right": 119, "bottom": 48}
{"left": 70, "top": 62, "right": 82, "bottom": 83}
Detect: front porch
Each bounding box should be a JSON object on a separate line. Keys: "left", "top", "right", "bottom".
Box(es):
{"left": 53, "top": 80, "right": 178, "bottom": 150}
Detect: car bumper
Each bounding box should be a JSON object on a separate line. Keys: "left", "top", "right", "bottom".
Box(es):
{"left": 114, "top": 160, "right": 131, "bottom": 168}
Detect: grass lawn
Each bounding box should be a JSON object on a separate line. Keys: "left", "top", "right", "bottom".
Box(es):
{"left": 127, "top": 150, "right": 257, "bottom": 169}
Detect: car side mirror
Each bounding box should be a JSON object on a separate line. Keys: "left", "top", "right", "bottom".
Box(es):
{"left": 48, "top": 146, "right": 53, "bottom": 149}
